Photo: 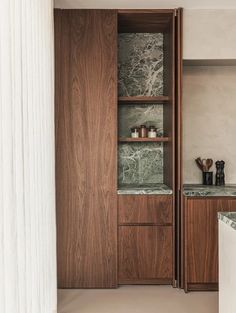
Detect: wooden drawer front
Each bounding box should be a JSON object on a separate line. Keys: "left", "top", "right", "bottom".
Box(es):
{"left": 118, "top": 195, "right": 172, "bottom": 225}
{"left": 118, "top": 226, "right": 173, "bottom": 282}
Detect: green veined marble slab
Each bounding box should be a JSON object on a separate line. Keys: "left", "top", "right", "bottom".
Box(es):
{"left": 118, "top": 104, "right": 163, "bottom": 137}
{"left": 117, "top": 183, "right": 172, "bottom": 195}
{"left": 183, "top": 184, "right": 236, "bottom": 197}
{"left": 118, "top": 33, "right": 163, "bottom": 97}
{"left": 218, "top": 212, "right": 236, "bottom": 231}
{"left": 118, "top": 33, "right": 164, "bottom": 187}
{"left": 118, "top": 142, "right": 163, "bottom": 185}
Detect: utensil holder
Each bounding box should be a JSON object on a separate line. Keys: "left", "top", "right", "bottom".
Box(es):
{"left": 203, "top": 171, "right": 213, "bottom": 185}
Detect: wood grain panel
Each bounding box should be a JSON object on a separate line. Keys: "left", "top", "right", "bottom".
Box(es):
{"left": 175, "top": 8, "right": 183, "bottom": 288}
{"left": 119, "top": 226, "right": 173, "bottom": 282}
{"left": 118, "top": 96, "right": 170, "bottom": 104}
{"left": 119, "top": 278, "right": 172, "bottom": 285}
{"left": 118, "top": 195, "right": 172, "bottom": 225}
{"left": 163, "top": 14, "right": 175, "bottom": 190}
{"left": 163, "top": 12, "right": 176, "bottom": 286}
{"left": 55, "top": 9, "right": 117, "bottom": 288}
{"left": 118, "top": 137, "right": 170, "bottom": 142}
{"left": 187, "top": 283, "right": 218, "bottom": 291}
{"left": 185, "top": 197, "right": 236, "bottom": 290}
{"left": 118, "top": 10, "right": 174, "bottom": 33}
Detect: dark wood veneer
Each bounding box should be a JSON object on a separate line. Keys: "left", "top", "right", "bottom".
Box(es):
{"left": 118, "top": 96, "right": 170, "bottom": 104}
{"left": 163, "top": 14, "right": 175, "bottom": 191}
{"left": 187, "top": 283, "right": 218, "bottom": 292}
{"left": 119, "top": 137, "right": 170, "bottom": 142}
{"left": 118, "top": 10, "right": 175, "bottom": 33}
{"left": 175, "top": 8, "right": 183, "bottom": 288}
{"left": 119, "top": 226, "right": 173, "bottom": 282}
{"left": 118, "top": 195, "right": 172, "bottom": 225}
{"left": 55, "top": 8, "right": 183, "bottom": 289}
{"left": 119, "top": 278, "right": 172, "bottom": 285}
{"left": 55, "top": 9, "right": 117, "bottom": 288}
{"left": 183, "top": 197, "right": 236, "bottom": 292}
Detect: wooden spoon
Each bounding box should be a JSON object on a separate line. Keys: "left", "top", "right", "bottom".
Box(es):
{"left": 195, "top": 157, "right": 204, "bottom": 171}
{"left": 195, "top": 157, "right": 213, "bottom": 172}
{"left": 205, "top": 158, "right": 213, "bottom": 171}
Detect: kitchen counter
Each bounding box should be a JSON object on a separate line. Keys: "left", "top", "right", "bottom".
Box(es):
{"left": 183, "top": 184, "right": 236, "bottom": 197}
{"left": 117, "top": 184, "right": 173, "bottom": 195}
{"left": 218, "top": 212, "right": 236, "bottom": 231}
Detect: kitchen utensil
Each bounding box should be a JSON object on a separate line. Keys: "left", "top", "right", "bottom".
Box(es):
{"left": 203, "top": 171, "right": 213, "bottom": 185}
{"left": 195, "top": 157, "right": 213, "bottom": 172}
{"left": 202, "top": 158, "right": 213, "bottom": 172}
{"left": 195, "top": 157, "right": 204, "bottom": 171}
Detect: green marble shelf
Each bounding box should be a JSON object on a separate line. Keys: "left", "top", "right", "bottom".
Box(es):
{"left": 117, "top": 184, "right": 173, "bottom": 195}
{"left": 119, "top": 137, "right": 170, "bottom": 142}
{"left": 118, "top": 96, "right": 170, "bottom": 104}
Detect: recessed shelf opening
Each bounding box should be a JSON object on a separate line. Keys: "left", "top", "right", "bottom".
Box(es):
{"left": 117, "top": 10, "right": 174, "bottom": 191}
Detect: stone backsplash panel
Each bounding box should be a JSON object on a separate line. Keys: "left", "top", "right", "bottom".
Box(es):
{"left": 118, "top": 33, "right": 163, "bottom": 97}
{"left": 118, "top": 33, "right": 164, "bottom": 186}
{"left": 118, "top": 104, "right": 163, "bottom": 138}
{"left": 118, "top": 143, "right": 163, "bottom": 185}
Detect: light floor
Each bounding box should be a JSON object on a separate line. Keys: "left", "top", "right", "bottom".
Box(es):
{"left": 58, "top": 286, "right": 218, "bottom": 313}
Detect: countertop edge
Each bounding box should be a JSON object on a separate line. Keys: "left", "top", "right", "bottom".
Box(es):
{"left": 183, "top": 184, "right": 236, "bottom": 197}
{"left": 183, "top": 192, "right": 236, "bottom": 197}
{"left": 117, "top": 190, "right": 173, "bottom": 195}
{"left": 218, "top": 212, "right": 236, "bottom": 231}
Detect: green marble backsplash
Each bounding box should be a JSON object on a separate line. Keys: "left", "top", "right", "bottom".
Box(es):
{"left": 118, "top": 33, "right": 164, "bottom": 187}
{"left": 118, "top": 143, "right": 163, "bottom": 185}
{"left": 118, "top": 33, "right": 163, "bottom": 97}
{"left": 118, "top": 104, "right": 163, "bottom": 137}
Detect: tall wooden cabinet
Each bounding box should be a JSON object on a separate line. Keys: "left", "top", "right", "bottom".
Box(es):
{"left": 55, "top": 10, "right": 118, "bottom": 288}
{"left": 55, "top": 9, "right": 182, "bottom": 288}
{"left": 117, "top": 9, "right": 182, "bottom": 286}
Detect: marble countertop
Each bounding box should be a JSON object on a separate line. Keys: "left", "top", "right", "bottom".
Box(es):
{"left": 218, "top": 212, "right": 236, "bottom": 231}
{"left": 117, "top": 184, "right": 173, "bottom": 195}
{"left": 183, "top": 184, "right": 236, "bottom": 197}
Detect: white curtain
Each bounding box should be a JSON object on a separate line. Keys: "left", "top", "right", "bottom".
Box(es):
{"left": 0, "top": 1, "right": 57, "bottom": 313}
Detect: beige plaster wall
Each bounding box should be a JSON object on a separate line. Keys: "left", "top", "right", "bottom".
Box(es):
{"left": 183, "top": 10, "right": 236, "bottom": 60}
{"left": 183, "top": 66, "right": 236, "bottom": 184}
{"left": 54, "top": 0, "right": 236, "bottom": 9}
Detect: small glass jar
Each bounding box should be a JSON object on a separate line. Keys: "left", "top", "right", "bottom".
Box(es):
{"left": 148, "top": 126, "right": 157, "bottom": 138}
{"left": 139, "top": 125, "right": 147, "bottom": 138}
{"left": 130, "top": 127, "right": 139, "bottom": 138}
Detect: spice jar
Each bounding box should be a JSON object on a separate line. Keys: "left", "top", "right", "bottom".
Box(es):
{"left": 148, "top": 126, "right": 157, "bottom": 138}
{"left": 139, "top": 125, "right": 147, "bottom": 138}
{"left": 130, "top": 127, "right": 139, "bottom": 138}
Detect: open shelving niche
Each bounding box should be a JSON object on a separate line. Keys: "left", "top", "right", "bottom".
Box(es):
{"left": 117, "top": 11, "right": 175, "bottom": 194}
